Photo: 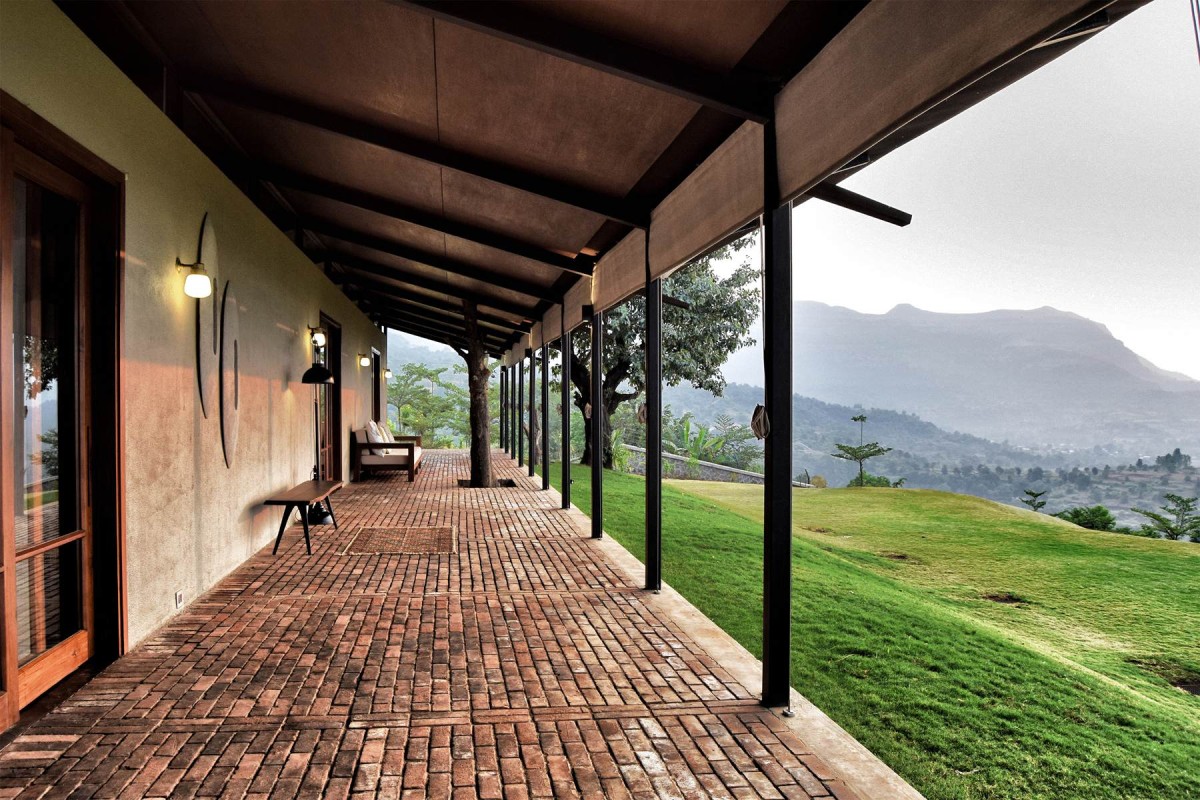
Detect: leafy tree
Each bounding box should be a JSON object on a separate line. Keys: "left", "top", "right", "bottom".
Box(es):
{"left": 386, "top": 363, "right": 462, "bottom": 444}
{"left": 1055, "top": 505, "right": 1117, "bottom": 531}
{"left": 1131, "top": 493, "right": 1200, "bottom": 541}
{"left": 569, "top": 235, "right": 760, "bottom": 467}
{"left": 832, "top": 442, "right": 892, "bottom": 487}
{"left": 1155, "top": 448, "right": 1192, "bottom": 472}
{"left": 1020, "top": 489, "right": 1048, "bottom": 513}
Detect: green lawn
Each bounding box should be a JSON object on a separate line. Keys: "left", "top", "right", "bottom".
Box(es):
{"left": 545, "top": 463, "right": 1200, "bottom": 800}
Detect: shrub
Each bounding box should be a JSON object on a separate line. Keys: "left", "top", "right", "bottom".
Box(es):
{"left": 847, "top": 472, "right": 893, "bottom": 488}
{"left": 811, "top": 475, "right": 828, "bottom": 489}
{"left": 1054, "top": 505, "right": 1117, "bottom": 531}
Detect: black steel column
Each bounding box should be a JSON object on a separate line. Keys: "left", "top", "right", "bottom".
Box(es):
{"left": 590, "top": 314, "right": 604, "bottom": 539}
{"left": 645, "top": 278, "right": 663, "bottom": 591}
{"left": 500, "top": 366, "right": 507, "bottom": 453}
{"left": 762, "top": 118, "right": 793, "bottom": 709}
{"left": 528, "top": 348, "right": 536, "bottom": 478}
{"left": 511, "top": 360, "right": 518, "bottom": 459}
{"left": 560, "top": 330, "right": 571, "bottom": 509}
{"left": 541, "top": 343, "right": 550, "bottom": 490}
{"left": 517, "top": 358, "right": 525, "bottom": 467}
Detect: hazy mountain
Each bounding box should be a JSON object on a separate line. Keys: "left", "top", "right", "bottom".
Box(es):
{"left": 722, "top": 303, "right": 1200, "bottom": 458}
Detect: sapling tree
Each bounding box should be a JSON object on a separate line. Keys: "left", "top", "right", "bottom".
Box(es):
{"left": 832, "top": 443, "right": 893, "bottom": 487}
{"left": 1021, "top": 489, "right": 1049, "bottom": 513}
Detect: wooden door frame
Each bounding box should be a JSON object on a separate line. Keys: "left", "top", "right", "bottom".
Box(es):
{"left": 0, "top": 92, "right": 126, "bottom": 730}
{"left": 318, "top": 313, "right": 342, "bottom": 481}
{"left": 371, "top": 349, "right": 382, "bottom": 422}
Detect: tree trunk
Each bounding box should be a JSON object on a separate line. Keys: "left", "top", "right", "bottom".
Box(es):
{"left": 462, "top": 302, "right": 493, "bottom": 487}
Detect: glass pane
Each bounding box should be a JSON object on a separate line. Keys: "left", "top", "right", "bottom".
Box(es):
{"left": 11, "top": 177, "right": 80, "bottom": 552}
{"left": 16, "top": 540, "right": 84, "bottom": 665}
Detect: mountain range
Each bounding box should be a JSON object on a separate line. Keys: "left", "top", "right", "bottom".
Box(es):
{"left": 721, "top": 302, "right": 1200, "bottom": 459}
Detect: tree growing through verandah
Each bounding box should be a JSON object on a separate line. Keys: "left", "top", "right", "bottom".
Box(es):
{"left": 568, "top": 236, "right": 761, "bottom": 468}
{"left": 452, "top": 301, "right": 496, "bottom": 488}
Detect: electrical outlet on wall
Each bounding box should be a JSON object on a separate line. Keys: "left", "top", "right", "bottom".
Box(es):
{"left": 175, "top": 591, "right": 184, "bottom": 610}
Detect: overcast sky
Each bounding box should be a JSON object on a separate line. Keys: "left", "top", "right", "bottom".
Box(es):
{"left": 793, "top": 0, "right": 1200, "bottom": 379}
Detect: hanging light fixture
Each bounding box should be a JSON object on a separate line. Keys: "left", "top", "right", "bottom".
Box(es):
{"left": 385, "top": 368, "right": 393, "bottom": 380}
{"left": 177, "top": 212, "right": 213, "bottom": 299}
{"left": 358, "top": 353, "right": 370, "bottom": 368}
{"left": 309, "top": 326, "right": 327, "bottom": 349}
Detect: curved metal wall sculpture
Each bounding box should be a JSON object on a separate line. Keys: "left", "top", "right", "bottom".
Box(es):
{"left": 194, "top": 217, "right": 219, "bottom": 418}
{"left": 218, "top": 280, "right": 240, "bottom": 468}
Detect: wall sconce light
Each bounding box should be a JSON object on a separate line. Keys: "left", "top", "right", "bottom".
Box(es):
{"left": 177, "top": 212, "right": 213, "bottom": 299}
{"left": 358, "top": 354, "right": 371, "bottom": 368}
{"left": 308, "top": 326, "right": 327, "bottom": 349}
{"left": 385, "top": 368, "right": 393, "bottom": 380}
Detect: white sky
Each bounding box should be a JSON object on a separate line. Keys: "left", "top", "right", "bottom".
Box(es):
{"left": 792, "top": 0, "right": 1200, "bottom": 379}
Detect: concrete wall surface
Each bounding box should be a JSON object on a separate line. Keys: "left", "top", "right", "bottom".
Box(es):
{"left": 1, "top": 0, "right": 386, "bottom": 645}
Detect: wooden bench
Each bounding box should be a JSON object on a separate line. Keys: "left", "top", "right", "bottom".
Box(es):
{"left": 352, "top": 430, "right": 423, "bottom": 482}
{"left": 265, "top": 479, "right": 342, "bottom": 555}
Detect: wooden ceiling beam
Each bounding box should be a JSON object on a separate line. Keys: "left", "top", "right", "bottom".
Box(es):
{"left": 251, "top": 161, "right": 595, "bottom": 275}
{"left": 314, "top": 248, "right": 541, "bottom": 321}
{"left": 391, "top": 1, "right": 774, "bottom": 123}
{"left": 303, "top": 219, "right": 558, "bottom": 302}
{"left": 182, "top": 74, "right": 648, "bottom": 227}
{"left": 348, "top": 287, "right": 520, "bottom": 338}
{"left": 336, "top": 271, "right": 530, "bottom": 332}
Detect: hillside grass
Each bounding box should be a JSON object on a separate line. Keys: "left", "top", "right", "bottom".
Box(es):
{"left": 545, "top": 463, "right": 1200, "bottom": 800}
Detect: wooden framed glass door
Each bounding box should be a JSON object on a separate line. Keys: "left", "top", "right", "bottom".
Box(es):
{"left": 4, "top": 145, "right": 93, "bottom": 710}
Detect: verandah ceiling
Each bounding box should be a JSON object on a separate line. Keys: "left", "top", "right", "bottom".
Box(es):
{"left": 58, "top": 0, "right": 1142, "bottom": 358}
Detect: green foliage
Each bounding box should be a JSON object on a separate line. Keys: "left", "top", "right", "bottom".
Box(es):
{"left": 1131, "top": 493, "right": 1200, "bottom": 541}
{"left": 609, "top": 428, "right": 629, "bottom": 474}
{"left": 846, "top": 471, "right": 892, "bottom": 488}
{"left": 33, "top": 428, "right": 59, "bottom": 477}
{"left": 1021, "top": 488, "right": 1049, "bottom": 513}
{"left": 386, "top": 362, "right": 469, "bottom": 446}
{"left": 1055, "top": 505, "right": 1118, "bottom": 531}
{"left": 810, "top": 475, "right": 828, "bottom": 489}
{"left": 569, "top": 234, "right": 761, "bottom": 467}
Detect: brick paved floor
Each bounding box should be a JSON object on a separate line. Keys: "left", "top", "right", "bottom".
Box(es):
{"left": 0, "top": 452, "right": 858, "bottom": 799}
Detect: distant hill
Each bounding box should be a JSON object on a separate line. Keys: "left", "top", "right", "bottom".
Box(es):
{"left": 721, "top": 302, "right": 1200, "bottom": 458}
{"left": 661, "top": 382, "right": 1074, "bottom": 486}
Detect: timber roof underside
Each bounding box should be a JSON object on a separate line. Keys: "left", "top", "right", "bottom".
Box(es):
{"left": 57, "top": 0, "right": 1139, "bottom": 356}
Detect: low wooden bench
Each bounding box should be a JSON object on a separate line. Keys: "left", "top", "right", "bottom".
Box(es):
{"left": 265, "top": 479, "right": 342, "bottom": 555}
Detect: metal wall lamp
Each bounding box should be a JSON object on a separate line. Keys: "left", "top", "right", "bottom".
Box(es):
{"left": 177, "top": 212, "right": 213, "bottom": 299}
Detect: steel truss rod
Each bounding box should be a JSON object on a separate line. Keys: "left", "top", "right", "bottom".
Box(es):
{"left": 254, "top": 162, "right": 594, "bottom": 275}
{"left": 392, "top": 1, "right": 773, "bottom": 122}
{"left": 807, "top": 182, "right": 912, "bottom": 227}
{"left": 182, "top": 75, "right": 647, "bottom": 227}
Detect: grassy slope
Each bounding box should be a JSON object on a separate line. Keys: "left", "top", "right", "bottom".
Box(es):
{"left": 547, "top": 464, "right": 1200, "bottom": 800}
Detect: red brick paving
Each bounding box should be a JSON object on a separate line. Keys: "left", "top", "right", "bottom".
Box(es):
{"left": 0, "top": 451, "right": 848, "bottom": 799}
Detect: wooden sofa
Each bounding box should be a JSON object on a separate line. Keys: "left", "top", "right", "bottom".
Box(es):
{"left": 351, "top": 426, "right": 423, "bottom": 482}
